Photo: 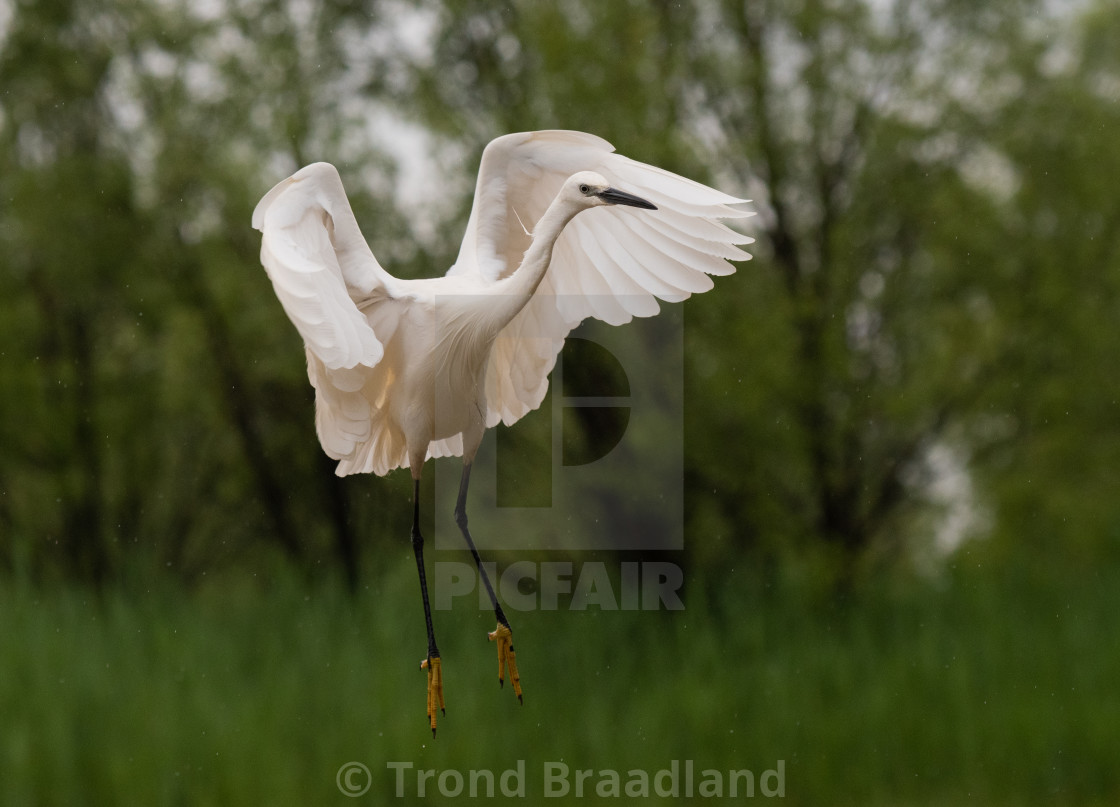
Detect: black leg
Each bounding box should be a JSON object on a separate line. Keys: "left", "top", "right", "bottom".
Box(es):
{"left": 454, "top": 464, "right": 508, "bottom": 629}
{"left": 412, "top": 477, "right": 444, "bottom": 734}
{"left": 412, "top": 478, "right": 440, "bottom": 660}
{"left": 455, "top": 463, "right": 522, "bottom": 702}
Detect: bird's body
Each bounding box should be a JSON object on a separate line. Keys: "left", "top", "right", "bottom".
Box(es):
{"left": 306, "top": 170, "right": 586, "bottom": 478}
{"left": 252, "top": 130, "right": 753, "bottom": 734}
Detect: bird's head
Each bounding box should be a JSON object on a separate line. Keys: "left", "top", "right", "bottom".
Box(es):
{"left": 565, "top": 171, "right": 657, "bottom": 211}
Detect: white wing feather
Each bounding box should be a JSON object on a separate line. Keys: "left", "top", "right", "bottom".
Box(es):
{"left": 252, "top": 162, "right": 397, "bottom": 370}
{"left": 254, "top": 134, "right": 752, "bottom": 475}
{"left": 449, "top": 130, "right": 754, "bottom": 427}
{"left": 253, "top": 163, "right": 403, "bottom": 466}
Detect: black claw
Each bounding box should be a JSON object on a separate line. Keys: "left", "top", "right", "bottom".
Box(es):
{"left": 499, "top": 679, "right": 504, "bottom": 688}
{"left": 518, "top": 695, "right": 523, "bottom": 705}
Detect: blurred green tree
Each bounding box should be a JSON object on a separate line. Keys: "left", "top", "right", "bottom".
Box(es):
{"left": 387, "top": 0, "right": 1119, "bottom": 582}
{"left": 973, "top": 0, "right": 1120, "bottom": 564}
{"left": 0, "top": 0, "right": 416, "bottom": 586}
{"left": 1, "top": 0, "right": 1117, "bottom": 588}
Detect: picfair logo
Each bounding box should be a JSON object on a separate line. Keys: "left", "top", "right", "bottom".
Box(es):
{"left": 434, "top": 302, "right": 685, "bottom": 552}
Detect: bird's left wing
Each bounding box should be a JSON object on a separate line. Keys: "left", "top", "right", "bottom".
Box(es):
{"left": 252, "top": 162, "right": 401, "bottom": 371}
{"left": 449, "top": 130, "right": 754, "bottom": 426}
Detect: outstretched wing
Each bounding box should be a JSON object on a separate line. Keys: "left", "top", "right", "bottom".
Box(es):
{"left": 450, "top": 130, "right": 754, "bottom": 427}
{"left": 252, "top": 162, "right": 400, "bottom": 370}
{"left": 253, "top": 163, "right": 405, "bottom": 466}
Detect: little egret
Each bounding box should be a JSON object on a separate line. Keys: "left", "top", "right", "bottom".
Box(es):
{"left": 252, "top": 130, "right": 753, "bottom": 735}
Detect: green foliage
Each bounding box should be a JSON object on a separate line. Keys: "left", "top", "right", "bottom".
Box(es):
{"left": 1, "top": 0, "right": 1118, "bottom": 583}
{"left": 0, "top": 0, "right": 417, "bottom": 583}
{"left": 2, "top": 3, "right": 1117, "bottom": 803}
{"left": 971, "top": 0, "right": 1120, "bottom": 557}
{"left": 392, "top": 0, "right": 1120, "bottom": 574}
{"left": 2, "top": 554, "right": 1118, "bottom": 805}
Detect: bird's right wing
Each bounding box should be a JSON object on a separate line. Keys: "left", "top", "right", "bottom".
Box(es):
{"left": 254, "top": 163, "right": 414, "bottom": 467}
{"left": 252, "top": 162, "right": 400, "bottom": 371}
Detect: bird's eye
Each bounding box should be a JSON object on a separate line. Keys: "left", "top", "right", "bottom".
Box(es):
{"left": 579, "top": 183, "right": 590, "bottom": 195}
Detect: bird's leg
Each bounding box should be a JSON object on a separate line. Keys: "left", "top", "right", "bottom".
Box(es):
{"left": 454, "top": 463, "right": 522, "bottom": 704}
{"left": 412, "top": 477, "right": 444, "bottom": 736}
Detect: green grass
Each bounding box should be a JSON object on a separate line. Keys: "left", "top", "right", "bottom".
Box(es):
{"left": 2, "top": 552, "right": 1118, "bottom": 805}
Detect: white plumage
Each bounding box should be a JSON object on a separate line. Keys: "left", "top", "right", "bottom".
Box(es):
{"left": 252, "top": 130, "right": 753, "bottom": 479}
{"left": 253, "top": 129, "right": 754, "bottom": 735}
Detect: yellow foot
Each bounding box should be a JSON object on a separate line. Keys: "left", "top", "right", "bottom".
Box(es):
{"left": 420, "top": 656, "right": 444, "bottom": 736}
{"left": 487, "top": 623, "right": 523, "bottom": 704}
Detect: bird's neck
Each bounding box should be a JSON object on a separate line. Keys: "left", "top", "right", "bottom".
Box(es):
{"left": 489, "top": 196, "right": 582, "bottom": 330}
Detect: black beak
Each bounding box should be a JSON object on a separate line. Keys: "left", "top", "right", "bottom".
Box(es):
{"left": 598, "top": 187, "right": 657, "bottom": 210}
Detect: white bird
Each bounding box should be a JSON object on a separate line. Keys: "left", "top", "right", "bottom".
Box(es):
{"left": 252, "top": 130, "right": 753, "bottom": 735}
